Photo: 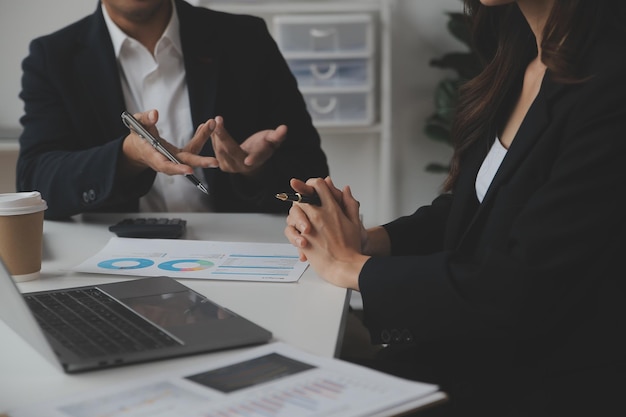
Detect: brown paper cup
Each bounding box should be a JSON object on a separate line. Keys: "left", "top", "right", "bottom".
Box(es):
{"left": 0, "top": 192, "right": 47, "bottom": 282}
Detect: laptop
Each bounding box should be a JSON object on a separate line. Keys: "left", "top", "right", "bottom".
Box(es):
{"left": 0, "top": 258, "right": 272, "bottom": 373}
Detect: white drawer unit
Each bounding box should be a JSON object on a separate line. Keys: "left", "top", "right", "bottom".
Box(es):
{"left": 200, "top": 0, "right": 397, "bottom": 226}
{"left": 273, "top": 14, "right": 374, "bottom": 56}
{"left": 303, "top": 89, "right": 373, "bottom": 127}
{"left": 285, "top": 58, "right": 371, "bottom": 87}
{"left": 274, "top": 13, "right": 376, "bottom": 126}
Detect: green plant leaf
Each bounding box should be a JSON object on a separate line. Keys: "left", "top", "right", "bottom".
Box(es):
{"left": 425, "top": 162, "right": 451, "bottom": 173}
{"left": 446, "top": 12, "right": 472, "bottom": 48}
{"left": 433, "top": 79, "right": 460, "bottom": 122}
{"left": 430, "top": 53, "right": 481, "bottom": 79}
{"left": 423, "top": 118, "right": 451, "bottom": 145}
{"left": 423, "top": 2, "right": 482, "bottom": 173}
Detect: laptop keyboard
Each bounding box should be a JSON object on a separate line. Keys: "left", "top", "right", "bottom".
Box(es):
{"left": 24, "top": 288, "right": 181, "bottom": 358}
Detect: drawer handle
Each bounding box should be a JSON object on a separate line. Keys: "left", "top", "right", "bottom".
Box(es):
{"left": 310, "top": 97, "right": 338, "bottom": 114}
{"left": 310, "top": 63, "right": 338, "bottom": 80}
{"left": 310, "top": 28, "right": 337, "bottom": 39}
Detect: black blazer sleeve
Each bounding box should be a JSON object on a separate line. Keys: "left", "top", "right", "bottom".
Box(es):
{"left": 16, "top": 11, "right": 154, "bottom": 220}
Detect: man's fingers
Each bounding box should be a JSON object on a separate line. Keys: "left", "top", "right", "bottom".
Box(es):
{"left": 185, "top": 119, "right": 216, "bottom": 154}
{"left": 133, "top": 109, "right": 158, "bottom": 127}
{"left": 266, "top": 125, "right": 288, "bottom": 147}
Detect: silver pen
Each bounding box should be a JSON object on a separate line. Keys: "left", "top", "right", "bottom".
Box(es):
{"left": 121, "top": 111, "right": 209, "bottom": 195}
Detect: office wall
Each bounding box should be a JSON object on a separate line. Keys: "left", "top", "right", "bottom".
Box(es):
{"left": 0, "top": 0, "right": 464, "bottom": 218}
{"left": 0, "top": 1, "right": 97, "bottom": 128}
{"left": 389, "top": 0, "right": 463, "bottom": 216}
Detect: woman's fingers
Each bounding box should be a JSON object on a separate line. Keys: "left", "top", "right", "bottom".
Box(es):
{"left": 343, "top": 185, "right": 361, "bottom": 224}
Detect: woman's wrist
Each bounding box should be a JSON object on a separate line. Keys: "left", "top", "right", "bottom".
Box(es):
{"left": 361, "top": 226, "right": 391, "bottom": 256}
{"left": 335, "top": 254, "right": 370, "bottom": 291}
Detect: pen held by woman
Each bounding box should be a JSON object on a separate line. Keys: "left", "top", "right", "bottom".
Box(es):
{"left": 275, "top": 192, "right": 321, "bottom": 206}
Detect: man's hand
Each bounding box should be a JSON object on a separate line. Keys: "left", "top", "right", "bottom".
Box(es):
{"left": 210, "top": 115, "right": 287, "bottom": 176}
{"left": 120, "top": 109, "right": 218, "bottom": 177}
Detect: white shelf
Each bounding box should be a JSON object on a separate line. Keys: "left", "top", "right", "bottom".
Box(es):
{"left": 197, "top": 0, "right": 382, "bottom": 15}
{"left": 0, "top": 127, "right": 20, "bottom": 152}
{"left": 0, "top": 140, "right": 19, "bottom": 152}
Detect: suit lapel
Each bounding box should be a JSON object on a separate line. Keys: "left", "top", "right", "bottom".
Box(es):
{"left": 448, "top": 72, "right": 567, "bottom": 249}
{"left": 75, "top": 6, "right": 127, "bottom": 137}
{"left": 177, "top": 0, "right": 219, "bottom": 130}
{"left": 74, "top": 2, "right": 222, "bottom": 139}
{"left": 444, "top": 141, "right": 485, "bottom": 248}
{"left": 176, "top": 0, "right": 220, "bottom": 192}
{"left": 478, "top": 78, "right": 552, "bottom": 204}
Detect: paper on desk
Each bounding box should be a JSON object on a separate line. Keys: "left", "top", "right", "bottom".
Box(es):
{"left": 73, "top": 237, "right": 307, "bottom": 282}
{"left": 8, "top": 342, "right": 443, "bottom": 417}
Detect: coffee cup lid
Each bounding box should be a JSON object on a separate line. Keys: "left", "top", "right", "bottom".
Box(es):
{"left": 0, "top": 191, "right": 48, "bottom": 215}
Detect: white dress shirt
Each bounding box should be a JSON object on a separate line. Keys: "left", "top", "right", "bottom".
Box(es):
{"left": 102, "top": 2, "right": 212, "bottom": 212}
{"left": 475, "top": 138, "right": 508, "bottom": 203}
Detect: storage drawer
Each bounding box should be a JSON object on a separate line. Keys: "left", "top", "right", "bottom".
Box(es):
{"left": 303, "top": 91, "right": 374, "bottom": 126}
{"left": 274, "top": 14, "right": 373, "bottom": 55}
{"left": 288, "top": 58, "right": 371, "bottom": 87}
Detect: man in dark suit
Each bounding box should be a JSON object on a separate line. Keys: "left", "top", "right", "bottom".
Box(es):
{"left": 16, "top": 0, "right": 328, "bottom": 219}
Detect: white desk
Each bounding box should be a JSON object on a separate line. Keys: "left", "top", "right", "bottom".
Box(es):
{"left": 0, "top": 213, "right": 350, "bottom": 412}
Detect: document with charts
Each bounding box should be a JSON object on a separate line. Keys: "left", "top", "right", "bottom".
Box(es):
{"left": 73, "top": 237, "right": 307, "bottom": 282}
{"left": 8, "top": 342, "right": 445, "bottom": 417}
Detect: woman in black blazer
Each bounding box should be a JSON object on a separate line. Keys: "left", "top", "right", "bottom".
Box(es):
{"left": 284, "top": 0, "right": 626, "bottom": 415}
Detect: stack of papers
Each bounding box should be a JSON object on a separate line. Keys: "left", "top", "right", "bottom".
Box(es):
{"left": 8, "top": 343, "right": 445, "bottom": 417}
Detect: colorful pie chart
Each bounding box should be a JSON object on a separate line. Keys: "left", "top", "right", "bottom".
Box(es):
{"left": 97, "top": 258, "right": 154, "bottom": 270}
{"left": 158, "top": 259, "right": 214, "bottom": 272}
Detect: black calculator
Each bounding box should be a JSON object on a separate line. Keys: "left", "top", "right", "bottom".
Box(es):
{"left": 108, "top": 218, "right": 187, "bottom": 239}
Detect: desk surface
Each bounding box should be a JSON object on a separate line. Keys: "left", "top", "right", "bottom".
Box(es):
{"left": 0, "top": 213, "right": 349, "bottom": 412}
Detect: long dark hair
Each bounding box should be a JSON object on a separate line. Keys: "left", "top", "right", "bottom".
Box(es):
{"left": 443, "top": 0, "right": 624, "bottom": 192}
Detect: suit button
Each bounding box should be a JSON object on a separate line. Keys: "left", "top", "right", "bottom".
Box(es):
{"left": 82, "top": 191, "right": 90, "bottom": 203}
{"left": 401, "top": 329, "right": 414, "bottom": 343}
{"left": 88, "top": 189, "right": 96, "bottom": 201}
{"left": 391, "top": 329, "right": 402, "bottom": 343}
{"left": 380, "top": 330, "right": 391, "bottom": 343}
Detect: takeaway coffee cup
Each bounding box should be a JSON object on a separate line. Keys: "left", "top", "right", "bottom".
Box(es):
{"left": 0, "top": 192, "right": 47, "bottom": 282}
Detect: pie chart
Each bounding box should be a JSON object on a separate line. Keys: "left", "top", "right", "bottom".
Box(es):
{"left": 158, "top": 259, "right": 214, "bottom": 272}
{"left": 97, "top": 258, "right": 154, "bottom": 270}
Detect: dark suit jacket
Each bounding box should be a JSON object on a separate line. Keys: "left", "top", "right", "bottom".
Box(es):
{"left": 358, "top": 34, "right": 626, "bottom": 413}
{"left": 17, "top": 0, "right": 328, "bottom": 219}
